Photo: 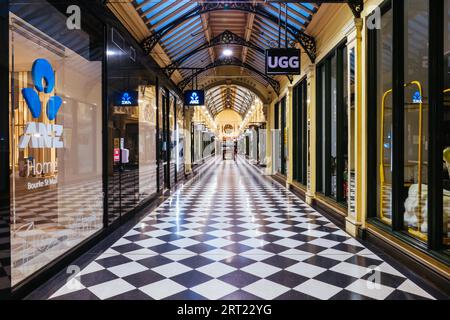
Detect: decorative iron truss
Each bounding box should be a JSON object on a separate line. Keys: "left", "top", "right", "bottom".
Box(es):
{"left": 256, "top": 1, "right": 364, "bottom": 18}
{"left": 141, "top": 2, "right": 317, "bottom": 63}
{"left": 177, "top": 56, "right": 281, "bottom": 95}
{"left": 206, "top": 86, "right": 255, "bottom": 116}
{"left": 163, "top": 30, "right": 264, "bottom": 78}
{"left": 224, "top": 88, "right": 233, "bottom": 109}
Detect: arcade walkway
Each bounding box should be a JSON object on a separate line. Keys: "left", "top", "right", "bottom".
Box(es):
{"left": 34, "top": 158, "right": 437, "bottom": 300}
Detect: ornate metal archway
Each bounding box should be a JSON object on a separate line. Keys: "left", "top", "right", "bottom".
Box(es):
{"left": 177, "top": 56, "right": 280, "bottom": 95}
{"left": 163, "top": 30, "right": 264, "bottom": 78}
{"left": 142, "top": 2, "right": 318, "bottom": 63}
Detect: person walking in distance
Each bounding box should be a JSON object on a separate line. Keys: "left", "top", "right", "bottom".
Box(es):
{"left": 234, "top": 140, "right": 238, "bottom": 161}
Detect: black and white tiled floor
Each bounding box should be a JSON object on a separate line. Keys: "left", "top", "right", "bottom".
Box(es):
{"left": 45, "top": 158, "right": 436, "bottom": 300}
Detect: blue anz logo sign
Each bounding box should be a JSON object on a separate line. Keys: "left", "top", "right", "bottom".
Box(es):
{"left": 115, "top": 91, "right": 138, "bottom": 107}
{"left": 190, "top": 92, "right": 200, "bottom": 104}
{"left": 412, "top": 91, "right": 422, "bottom": 104}
{"left": 121, "top": 92, "right": 133, "bottom": 105}
{"left": 184, "top": 90, "right": 205, "bottom": 106}
{"left": 19, "top": 59, "right": 64, "bottom": 149}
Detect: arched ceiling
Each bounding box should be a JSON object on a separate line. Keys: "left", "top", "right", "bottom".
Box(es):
{"left": 110, "top": 1, "right": 364, "bottom": 98}
{"left": 202, "top": 78, "right": 270, "bottom": 104}
{"left": 206, "top": 85, "right": 256, "bottom": 118}
{"left": 131, "top": 0, "right": 321, "bottom": 94}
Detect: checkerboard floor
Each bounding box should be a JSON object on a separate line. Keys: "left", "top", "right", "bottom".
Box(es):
{"left": 48, "top": 158, "right": 437, "bottom": 300}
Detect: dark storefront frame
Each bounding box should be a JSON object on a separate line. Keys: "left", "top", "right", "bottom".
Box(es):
{"left": 293, "top": 77, "right": 308, "bottom": 186}
{"left": 0, "top": 0, "right": 183, "bottom": 299}
{"left": 367, "top": 0, "right": 449, "bottom": 265}
{"left": 273, "top": 97, "right": 287, "bottom": 177}
{"left": 280, "top": 97, "right": 287, "bottom": 176}
{"left": 316, "top": 40, "right": 348, "bottom": 206}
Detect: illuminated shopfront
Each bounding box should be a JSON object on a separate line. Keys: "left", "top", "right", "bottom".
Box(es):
{"left": 8, "top": 3, "right": 104, "bottom": 286}
{"left": 0, "top": 0, "right": 184, "bottom": 297}
{"left": 367, "top": 0, "right": 449, "bottom": 258}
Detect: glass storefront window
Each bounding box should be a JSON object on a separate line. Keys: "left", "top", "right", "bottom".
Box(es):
{"left": 316, "top": 43, "right": 348, "bottom": 205}
{"left": 169, "top": 95, "right": 176, "bottom": 186}
{"left": 280, "top": 97, "right": 287, "bottom": 176}
{"left": 443, "top": 0, "right": 450, "bottom": 251}
{"left": 176, "top": 100, "right": 185, "bottom": 174}
{"left": 402, "top": 0, "right": 429, "bottom": 242}
{"left": 292, "top": 79, "right": 308, "bottom": 186}
{"left": 342, "top": 46, "right": 348, "bottom": 203}
{"left": 9, "top": 9, "right": 103, "bottom": 285}
{"left": 369, "top": 0, "right": 450, "bottom": 257}
{"left": 107, "top": 27, "right": 158, "bottom": 222}
{"left": 377, "top": 5, "right": 393, "bottom": 224}
{"left": 331, "top": 54, "right": 337, "bottom": 198}
{"left": 138, "top": 86, "right": 158, "bottom": 202}
{"left": 349, "top": 47, "right": 356, "bottom": 214}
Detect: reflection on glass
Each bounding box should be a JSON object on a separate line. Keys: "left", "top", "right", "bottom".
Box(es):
{"left": 169, "top": 96, "right": 176, "bottom": 186}
{"left": 138, "top": 86, "right": 158, "bottom": 202}
{"left": 377, "top": 6, "right": 393, "bottom": 224}
{"left": 282, "top": 98, "right": 287, "bottom": 176}
{"left": 403, "top": 0, "right": 429, "bottom": 242}
{"left": 9, "top": 14, "right": 102, "bottom": 285}
{"left": 443, "top": 0, "right": 450, "bottom": 252}
{"left": 331, "top": 54, "right": 337, "bottom": 198}
{"left": 176, "top": 101, "right": 185, "bottom": 174}
{"left": 349, "top": 48, "right": 356, "bottom": 214}
{"left": 321, "top": 65, "right": 326, "bottom": 191}
{"left": 342, "top": 46, "right": 348, "bottom": 203}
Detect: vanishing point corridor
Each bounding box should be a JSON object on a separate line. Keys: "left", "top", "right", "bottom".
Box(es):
{"left": 1, "top": 0, "right": 449, "bottom": 306}
{"left": 33, "top": 158, "right": 438, "bottom": 300}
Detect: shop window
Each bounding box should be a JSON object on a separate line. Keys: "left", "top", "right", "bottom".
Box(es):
{"left": 280, "top": 97, "right": 287, "bottom": 176}
{"left": 373, "top": 3, "right": 394, "bottom": 225}
{"left": 402, "top": 0, "right": 429, "bottom": 241}
{"left": 273, "top": 102, "right": 281, "bottom": 173}
{"left": 349, "top": 48, "right": 356, "bottom": 215}
{"left": 169, "top": 95, "right": 176, "bottom": 186}
{"left": 107, "top": 27, "right": 157, "bottom": 222}
{"left": 8, "top": 6, "right": 103, "bottom": 285}
{"left": 176, "top": 100, "right": 185, "bottom": 179}
{"left": 368, "top": 0, "right": 449, "bottom": 258}
{"left": 316, "top": 42, "right": 348, "bottom": 205}
{"left": 293, "top": 78, "right": 308, "bottom": 186}
{"left": 443, "top": 0, "right": 450, "bottom": 252}
{"left": 138, "top": 86, "right": 158, "bottom": 203}
{"left": 159, "top": 89, "right": 167, "bottom": 190}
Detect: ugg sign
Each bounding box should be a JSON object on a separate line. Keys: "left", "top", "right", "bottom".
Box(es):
{"left": 266, "top": 48, "right": 301, "bottom": 75}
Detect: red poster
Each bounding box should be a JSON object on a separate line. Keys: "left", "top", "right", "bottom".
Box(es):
{"left": 114, "top": 148, "right": 120, "bottom": 162}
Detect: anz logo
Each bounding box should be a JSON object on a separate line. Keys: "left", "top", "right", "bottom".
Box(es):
{"left": 19, "top": 59, "right": 64, "bottom": 149}
{"left": 120, "top": 92, "right": 133, "bottom": 105}
{"left": 190, "top": 92, "right": 200, "bottom": 105}
{"left": 412, "top": 91, "right": 422, "bottom": 104}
